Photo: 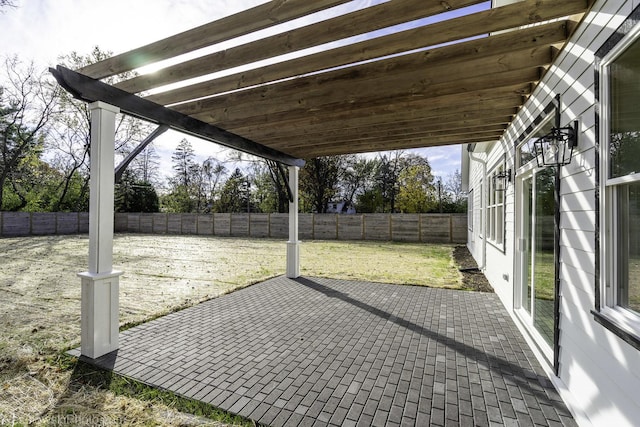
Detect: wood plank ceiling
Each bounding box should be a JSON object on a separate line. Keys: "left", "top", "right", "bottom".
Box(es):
{"left": 75, "top": 0, "right": 590, "bottom": 160}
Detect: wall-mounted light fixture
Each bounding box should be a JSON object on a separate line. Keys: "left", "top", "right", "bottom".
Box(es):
{"left": 493, "top": 168, "right": 512, "bottom": 192}
{"left": 534, "top": 120, "right": 578, "bottom": 167}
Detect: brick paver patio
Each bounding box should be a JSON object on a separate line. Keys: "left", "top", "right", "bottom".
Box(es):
{"left": 73, "top": 276, "right": 576, "bottom": 426}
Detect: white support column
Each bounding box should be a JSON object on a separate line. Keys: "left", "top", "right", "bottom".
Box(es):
{"left": 78, "top": 101, "right": 122, "bottom": 359}
{"left": 286, "top": 165, "right": 301, "bottom": 278}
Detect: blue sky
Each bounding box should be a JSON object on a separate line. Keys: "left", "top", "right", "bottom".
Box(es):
{"left": 0, "top": 0, "right": 482, "bottom": 181}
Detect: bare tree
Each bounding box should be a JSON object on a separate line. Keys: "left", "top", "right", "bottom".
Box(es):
{"left": 444, "top": 169, "right": 464, "bottom": 202}
{"left": 0, "top": 0, "right": 17, "bottom": 12}
{"left": 300, "top": 155, "right": 346, "bottom": 213}
{"left": 0, "top": 56, "right": 59, "bottom": 210}
{"left": 47, "top": 47, "right": 152, "bottom": 210}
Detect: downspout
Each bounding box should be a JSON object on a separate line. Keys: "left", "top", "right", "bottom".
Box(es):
{"left": 552, "top": 94, "right": 562, "bottom": 377}
{"left": 467, "top": 145, "right": 487, "bottom": 270}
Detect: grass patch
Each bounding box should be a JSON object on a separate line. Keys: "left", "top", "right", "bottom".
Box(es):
{"left": 48, "top": 354, "right": 252, "bottom": 426}
{"left": 302, "top": 240, "right": 460, "bottom": 288}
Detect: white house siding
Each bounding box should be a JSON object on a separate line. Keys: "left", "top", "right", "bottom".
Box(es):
{"left": 465, "top": 1, "right": 640, "bottom": 425}
{"left": 467, "top": 142, "right": 517, "bottom": 309}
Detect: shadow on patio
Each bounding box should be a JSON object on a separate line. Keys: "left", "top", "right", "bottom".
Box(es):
{"left": 74, "top": 276, "right": 576, "bottom": 427}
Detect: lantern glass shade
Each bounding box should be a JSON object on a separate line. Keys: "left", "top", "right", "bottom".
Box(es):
{"left": 534, "top": 121, "right": 578, "bottom": 167}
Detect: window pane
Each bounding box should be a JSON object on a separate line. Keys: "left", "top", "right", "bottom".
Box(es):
{"left": 616, "top": 183, "right": 640, "bottom": 314}
{"left": 609, "top": 37, "right": 640, "bottom": 179}
{"left": 534, "top": 167, "right": 556, "bottom": 346}
{"left": 519, "top": 120, "right": 554, "bottom": 168}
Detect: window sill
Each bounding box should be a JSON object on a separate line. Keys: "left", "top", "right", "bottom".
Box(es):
{"left": 592, "top": 309, "right": 640, "bottom": 352}
{"left": 487, "top": 239, "right": 506, "bottom": 254}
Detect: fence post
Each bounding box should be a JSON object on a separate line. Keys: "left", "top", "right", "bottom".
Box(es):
{"left": 361, "top": 214, "right": 365, "bottom": 240}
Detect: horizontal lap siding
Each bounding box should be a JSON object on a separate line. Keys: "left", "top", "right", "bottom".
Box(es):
{"left": 488, "top": 1, "right": 640, "bottom": 425}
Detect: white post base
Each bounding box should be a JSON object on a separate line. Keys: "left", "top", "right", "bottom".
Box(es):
{"left": 78, "top": 270, "right": 122, "bottom": 358}
{"left": 286, "top": 241, "right": 301, "bottom": 278}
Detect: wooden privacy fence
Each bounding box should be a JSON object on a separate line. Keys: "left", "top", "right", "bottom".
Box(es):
{"left": 0, "top": 212, "right": 467, "bottom": 243}
{"left": 115, "top": 213, "right": 467, "bottom": 243}
{"left": 0, "top": 212, "right": 90, "bottom": 236}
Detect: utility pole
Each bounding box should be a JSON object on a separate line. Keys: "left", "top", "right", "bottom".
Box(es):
{"left": 438, "top": 178, "right": 443, "bottom": 213}
{"left": 246, "top": 180, "right": 251, "bottom": 213}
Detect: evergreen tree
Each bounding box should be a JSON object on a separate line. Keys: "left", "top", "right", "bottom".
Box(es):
{"left": 214, "top": 168, "right": 251, "bottom": 213}
{"left": 163, "top": 139, "right": 198, "bottom": 213}
{"left": 115, "top": 170, "right": 159, "bottom": 213}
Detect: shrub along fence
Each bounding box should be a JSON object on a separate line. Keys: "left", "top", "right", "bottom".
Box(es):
{"left": 0, "top": 212, "right": 467, "bottom": 243}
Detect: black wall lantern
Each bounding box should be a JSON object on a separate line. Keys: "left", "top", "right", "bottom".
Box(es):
{"left": 534, "top": 120, "right": 579, "bottom": 167}
{"left": 493, "top": 168, "right": 512, "bottom": 192}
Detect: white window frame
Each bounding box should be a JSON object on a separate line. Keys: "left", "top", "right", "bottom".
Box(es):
{"left": 468, "top": 189, "right": 474, "bottom": 232}
{"left": 599, "top": 20, "right": 640, "bottom": 335}
{"left": 487, "top": 160, "right": 506, "bottom": 250}
{"left": 478, "top": 181, "right": 484, "bottom": 239}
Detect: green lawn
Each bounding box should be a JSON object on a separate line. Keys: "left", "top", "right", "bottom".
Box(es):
{"left": 0, "top": 234, "right": 462, "bottom": 426}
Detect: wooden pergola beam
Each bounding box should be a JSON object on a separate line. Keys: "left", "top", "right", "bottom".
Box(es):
{"left": 114, "top": 0, "right": 485, "bottom": 94}
{"left": 216, "top": 85, "right": 531, "bottom": 132}
{"left": 190, "top": 68, "right": 541, "bottom": 125}
{"left": 173, "top": 48, "right": 550, "bottom": 122}
{"left": 269, "top": 123, "right": 509, "bottom": 149}
{"left": 78, "top": 0, "right": 355, "bottom": 79}
{"left": 49, "top": 66, "right": 304, "bottom": 167}
{"left": 297, "top": 132, "right": 505, "bottom": 158}
{"left": 243, "top": 114, "right": 515, "bottom": 145}
{"left": 64, "top": 1, "right": 590, "bottom": 161}
{"left": 147, "top": 20, "right": 569, "bottom": 106}
{"left": 119, "top": 0, "right": 584, "bottom": 96}
{"left": 226, "top": 96, "right": 522, "bottom": 136}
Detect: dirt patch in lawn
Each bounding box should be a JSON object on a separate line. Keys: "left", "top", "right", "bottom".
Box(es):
{"left": 452, "top": 245, "right": 494, "bottom": 293}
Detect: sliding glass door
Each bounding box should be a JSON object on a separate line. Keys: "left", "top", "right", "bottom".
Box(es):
{"left": 518, "top": 167, "right": 556, "bottom": 350}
